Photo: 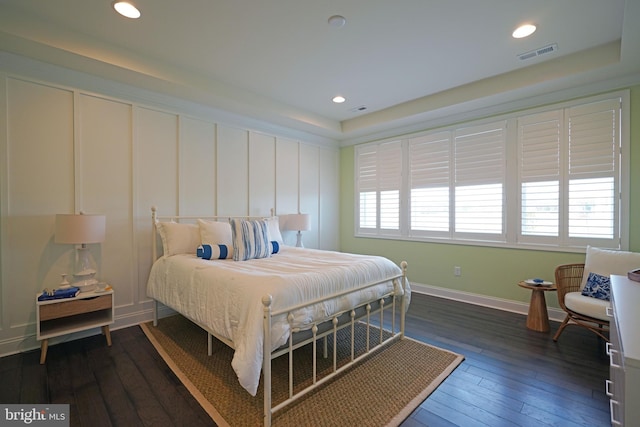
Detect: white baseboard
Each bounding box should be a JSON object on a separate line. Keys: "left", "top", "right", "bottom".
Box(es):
{"left": 411, "top": 282, "right": 566, "bottom": 323}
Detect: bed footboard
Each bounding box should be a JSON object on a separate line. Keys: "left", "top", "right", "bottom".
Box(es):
{"left": 262, "top": 261, "right": 408, "bottom": 426}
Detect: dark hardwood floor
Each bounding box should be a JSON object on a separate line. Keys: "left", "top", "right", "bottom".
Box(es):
{"left": 0, "top": 293, "right": 610, "bottom": 426}
{"left": 401, "top": 295, "right": 609, "bottom": 427}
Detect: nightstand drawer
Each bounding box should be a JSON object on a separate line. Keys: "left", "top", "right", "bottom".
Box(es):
{"left": 40, "top": 295, "right": 112, "bottom": 321}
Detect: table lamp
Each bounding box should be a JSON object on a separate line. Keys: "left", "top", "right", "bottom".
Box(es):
{"left": 286, "top": 213, "right": 310, "bottom": 248}
{"left": 55, "top": 213, "right": 106, "bottom": 286}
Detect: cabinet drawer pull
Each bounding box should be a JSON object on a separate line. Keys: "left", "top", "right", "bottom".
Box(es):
{"left": 609, "top": 348, "right": 622, "bottom": 369}
{"left": 610, "top": 399, "right": 622, "bottom": 426}
{"left": 606, "top": 342, "right": 613, "bottom": 356}
{"left": 605, "top": 379, "right": 614, "bottom": 397}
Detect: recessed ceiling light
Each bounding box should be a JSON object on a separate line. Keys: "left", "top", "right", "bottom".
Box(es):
{"left": 328, "top": 15, "right": 346, "bottom": 28}
{"left": 332, "top": 95, "right": 346, "bottom": 104}
{"left": 113, "top": 1, "right": 141, "bottom": 19}
{"left": 512, "top": 24, "right": 536, "bottom": 39}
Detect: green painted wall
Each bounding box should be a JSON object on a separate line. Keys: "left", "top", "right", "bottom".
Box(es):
{"left": 339, "top": 85, "right": 640, "bottom": 309}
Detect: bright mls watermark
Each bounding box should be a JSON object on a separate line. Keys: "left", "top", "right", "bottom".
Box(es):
{"left": 1, "top": 405, "right": 69, "bottom": 426}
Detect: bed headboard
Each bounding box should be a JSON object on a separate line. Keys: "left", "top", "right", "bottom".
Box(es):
{"left": 150, "top": 206, "right": 275, "bottom": 260}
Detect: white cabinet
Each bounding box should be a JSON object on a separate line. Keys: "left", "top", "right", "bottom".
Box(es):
{"left": 607, "top": 275, "right": 640, "bottom": 426}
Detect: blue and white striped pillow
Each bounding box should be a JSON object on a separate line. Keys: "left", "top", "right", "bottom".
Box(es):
{"left": 230, "top": 219, "right": 272, "bottom": 261}
{"left": 197, "top": 244, "right": 233, "bottom": 260}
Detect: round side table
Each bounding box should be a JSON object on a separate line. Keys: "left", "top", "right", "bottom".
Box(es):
{"left": 518, "top": 281, "right": 557, "bottom": 332}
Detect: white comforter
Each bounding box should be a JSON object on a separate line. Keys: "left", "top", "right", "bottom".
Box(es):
{"left": 146, "top": 246, "right": 409, "bottom": 396}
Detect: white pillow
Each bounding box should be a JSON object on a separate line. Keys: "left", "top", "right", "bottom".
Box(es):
{"left": 230, "top": 218, "right": 272, "bottom": 261}
{"left": 581, "top": 246, "right": 640, "bottom": 289}
{"left": 198, "top": 219, "right": 233, "bottom": 247}
{"left": 156, "top": 222, "right": 200, "bottom": 256}
{"left": 265, "top": 216, "right": 284, "bottom": 245}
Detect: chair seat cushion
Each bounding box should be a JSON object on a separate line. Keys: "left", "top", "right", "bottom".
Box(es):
{"left": 565, "top": 292, "right": 611, "bottom": 322}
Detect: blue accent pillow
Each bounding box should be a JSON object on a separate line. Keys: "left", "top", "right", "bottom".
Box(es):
{"left": 581, "top": 272, "right": 611, "bottom": 301}
{"left": 197, "top": 244, "right": 232, "bottom": 260}
{"left": 230, "top": 219, "right": 272, "bottom": 261}
{"left": 271, "top": 241, "right": 280, "bottom": 254}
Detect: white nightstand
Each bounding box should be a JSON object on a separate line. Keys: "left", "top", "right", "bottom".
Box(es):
{"left": 36, "top": 287, "right": 114, "bottom": 364}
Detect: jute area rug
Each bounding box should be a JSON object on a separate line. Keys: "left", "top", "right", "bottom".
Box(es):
{"left": 141, "top": 315, "right": 463, "bottom": 427}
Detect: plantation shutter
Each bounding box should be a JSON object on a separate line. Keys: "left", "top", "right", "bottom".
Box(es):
{"left": 357, "top": 145, "right": 377, "bottom": 192}
{"left": 454, "top": 122, "right": 506, "bottom": 236}
{"left": 409, "top": 132, "right": 451, "bottom": 234}
{"left": 378, "top": 141, "right": 402, "bottom": 232}
{"left": 355, "top": 141, "right": 402, "bottom": 234}
{"left": 356, "top": 145, "right": 377, "bottom": 230}
{"left": 518, "top": 111, "right": 562, "bottom": 239}
{"left": 566, "top": 99, "right": 619, "bottom": 241}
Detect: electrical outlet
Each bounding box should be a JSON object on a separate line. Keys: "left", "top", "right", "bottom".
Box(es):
{"left": 454, "top": 266, "right": 461, "bottom": 276}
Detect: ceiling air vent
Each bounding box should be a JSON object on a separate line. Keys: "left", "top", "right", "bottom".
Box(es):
{"left": 349, "top": 105, "right": 367, "bottom": 113}
{"left": 518, "top": 43, "right": 558, "bottom": 61}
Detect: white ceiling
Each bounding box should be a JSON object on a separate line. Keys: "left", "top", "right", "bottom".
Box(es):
{"left": 1, "top": 0, "right": 639, "bottom": 143}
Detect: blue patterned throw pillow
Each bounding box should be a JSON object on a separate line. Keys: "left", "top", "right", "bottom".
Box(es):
{"left": 581, "top": 272, "right": 611, "bottom": 301}
{"left": 230, "top": 219, "right": 272, "bottom": 261}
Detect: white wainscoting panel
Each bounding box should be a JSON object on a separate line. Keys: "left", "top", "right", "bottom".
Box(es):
{"left": 319, "top": 148, "right": 339, "bottom": 250}
{"left": 217, "top": 125, "right": 249, "bottom": 216}
{"left": 135, "top": 106, "right": 179, "bottom": 302}
{"left": 275, "top": 138, "right": 300, "bottom": 245}
{"left": 79, "top": 94, "right": 135, "bottom": 309}
{"left": 179, "top": 116, "right": 217, "bottom": 216}
{"left": 5, "top": 79, "right": 75, "bottom": 331}
{"left": 249, "top": 132, "right": 276, "bottom": 216}
{"left": 300, "top": 143, "right": 320, "bottom": 248}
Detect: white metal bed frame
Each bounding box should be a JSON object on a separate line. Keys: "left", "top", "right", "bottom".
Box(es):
{"left": 149, "top": 207, "right": 409, "bottom": 426}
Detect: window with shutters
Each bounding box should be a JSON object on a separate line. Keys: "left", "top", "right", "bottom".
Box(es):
{"left": 454, "top": 123, "right": 506, "bottom": 240}
{"left": 566, "top": 100, "right": 619, "bottom": 245}
{"left": 355, "top": 141, "right": 402, "bottom": 236}
{"left": 518, "top": 111, "right": 562, "bottom": 243}
{"left": 517, "top": 99, "right": 620, "bottom": 248}
{"left": 354, "top": 92, "right": 626, "bottom": 250}
{"left": 409, "top": 133, "right": 451, "bottom": 237}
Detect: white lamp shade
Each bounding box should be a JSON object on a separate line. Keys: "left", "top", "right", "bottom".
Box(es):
{"left": 55, "top": 214, "right": 106, "bottom": 244}
{"left": 287, "top": 213, "right": 311, "bottom": 231}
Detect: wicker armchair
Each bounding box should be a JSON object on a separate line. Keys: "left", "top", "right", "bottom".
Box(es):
{"left": 553, "top": 263, "right": 609, "bottom": 342}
